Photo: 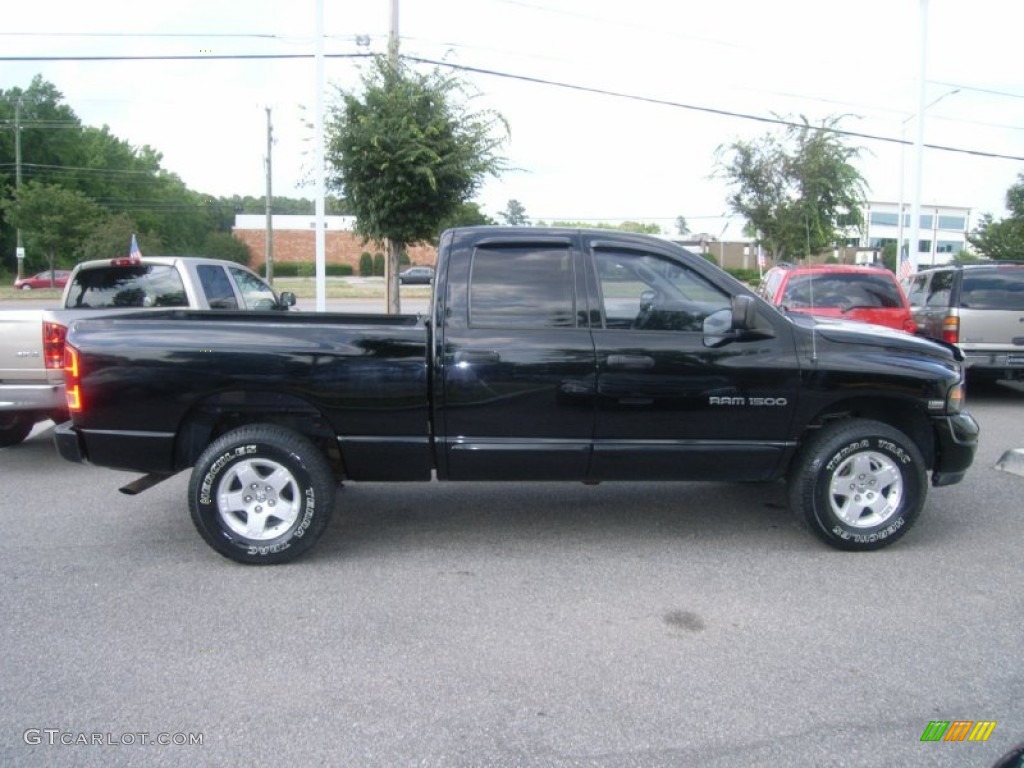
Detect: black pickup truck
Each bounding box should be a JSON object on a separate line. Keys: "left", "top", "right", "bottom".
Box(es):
{"left": 55, "top": 227, "right": 980, "bottom": 563}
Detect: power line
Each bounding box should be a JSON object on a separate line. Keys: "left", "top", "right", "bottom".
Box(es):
{"left": 403, "top": 56, "right": 1024, "bottom": 163}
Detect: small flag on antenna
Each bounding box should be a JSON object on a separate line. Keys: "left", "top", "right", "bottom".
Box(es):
{"left": 130, "top": 234, "right": 142, "bottom": 260}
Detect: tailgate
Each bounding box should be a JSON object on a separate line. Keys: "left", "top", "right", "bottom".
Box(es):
{"left": 0, "top": 310, "right": 49, "bottom": 382}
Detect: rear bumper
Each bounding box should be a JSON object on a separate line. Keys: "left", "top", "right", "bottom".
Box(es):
{"left": 0, "top": 381, "right": 65, "bottom": 414}
{"left": 54, "top": 420, "right": 176, "bottom": 471}
{"left": 54, "top": 420, "right": 86, "bottom": 463}
{"left": 963, "top": 351, "right": 1024, "bottom": 380}
{"left": 930, "top": 411, "right": 980, "bottom": 487}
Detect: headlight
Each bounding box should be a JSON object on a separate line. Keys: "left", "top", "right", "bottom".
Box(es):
{"left": 946, "top": 382, "right": 965, "bottom": 414}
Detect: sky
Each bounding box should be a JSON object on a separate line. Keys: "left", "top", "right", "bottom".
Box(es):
{"left": 3, "top": 0, "right": 1023, "bottom": 239}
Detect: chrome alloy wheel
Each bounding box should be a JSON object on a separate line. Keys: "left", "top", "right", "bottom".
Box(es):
{"left": 827, "top": 450, "right": 904, "bottom": 528}
{"left": 215, "top": 457, "right": 302, "bottom": 540}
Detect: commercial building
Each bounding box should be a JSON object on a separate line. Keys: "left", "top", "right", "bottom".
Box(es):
{"left": 857, "top": 201, "right": 972, "bottom": 267}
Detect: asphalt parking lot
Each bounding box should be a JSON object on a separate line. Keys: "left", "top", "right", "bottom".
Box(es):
{"left": 1, "top": 381, "right": 1022, "bottom": 767}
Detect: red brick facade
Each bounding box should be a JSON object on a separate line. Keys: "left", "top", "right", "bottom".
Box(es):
{"left": 232, "top": 228, "right": 437, "bottom": 270}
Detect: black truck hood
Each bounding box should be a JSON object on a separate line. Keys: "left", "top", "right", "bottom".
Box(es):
{"left": 789, "top": 314, "right": 962, "bottom": 363}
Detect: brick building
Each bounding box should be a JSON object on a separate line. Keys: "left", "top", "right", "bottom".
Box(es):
{"left": 232, "top": 215, "right": 437, "bottom": 271}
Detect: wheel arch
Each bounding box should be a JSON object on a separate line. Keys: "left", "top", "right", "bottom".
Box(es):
{"left": 173, "top": 390, "right": 343, "bottom": 476}
{"left": 795, "top": 397, "right": 936, "bottom": 469}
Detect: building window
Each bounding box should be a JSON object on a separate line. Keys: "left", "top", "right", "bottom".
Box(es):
{"left": 937, "top": 215, "right": 966, "bottom": 230}
{"left": 935, "top": 240, "right": 960, "bottom": 253}
{"left": 870, "top": 212, "right": 899, "bottom": 226}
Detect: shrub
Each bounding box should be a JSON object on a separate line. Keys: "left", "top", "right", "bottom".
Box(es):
{"left": 359, "top": 251, "right": 374, "bottom": 276}
{"left": 373, "top": 252, "right": 385, "bottom": 276}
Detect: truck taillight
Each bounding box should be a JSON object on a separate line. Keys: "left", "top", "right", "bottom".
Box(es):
{"left": 942, "top": 315, "right": 960, "bottom": 344}
{"left": 64, "top": 344, "right": 82, "bottom": 412}
{"left": 43, "top": 321, "right": 67, "bottom": 370}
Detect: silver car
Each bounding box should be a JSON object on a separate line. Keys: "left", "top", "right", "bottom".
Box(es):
{"left": 903, "top": 263, "right": 1024, "bottom": 381}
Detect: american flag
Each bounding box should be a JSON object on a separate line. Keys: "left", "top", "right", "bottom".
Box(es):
{"left": 898, "top": 246, "right": 912, "bottom": 278}
{"left": 130, "top": 234, "right": 142, "bottom": 259}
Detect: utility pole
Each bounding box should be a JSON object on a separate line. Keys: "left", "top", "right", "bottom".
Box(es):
{"left": 14, "top": 97, "right": 25, "bottom": 279}
{"left": 389, "top": 0, "right": 400, "bottom": 63}
{"left": 264, "top": 107, "right": 274, "bottom": 284}
{"left": 385, "top": 0, "right": 401, "bottom": 314}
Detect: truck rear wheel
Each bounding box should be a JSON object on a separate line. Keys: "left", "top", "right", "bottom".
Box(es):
{"left": 789, "top": 419, "right": 926, "bottom": 551}
{"left": 188, "top": 424, "right": 336, "bottom": 564}
{"left": 0, "top": 413, "right": 34, "bottom": 447}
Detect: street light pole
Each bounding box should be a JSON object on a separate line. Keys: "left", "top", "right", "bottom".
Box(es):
{"left": 896, "top": 86, "right": 958, "bottom": 274}
{"left": 908, "top": 0, "right": 929, "bottom": 275}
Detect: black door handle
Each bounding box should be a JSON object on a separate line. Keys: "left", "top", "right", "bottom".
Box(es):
{"left": 454, "top": 349, "right": 500, "bottom": 365}
{"left": 606, "top": 354, "right": 655, "bottom": 369}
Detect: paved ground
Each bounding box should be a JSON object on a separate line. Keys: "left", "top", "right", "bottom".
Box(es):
{"left": 0, "top": 383, "right": 1021, "bottom": 767}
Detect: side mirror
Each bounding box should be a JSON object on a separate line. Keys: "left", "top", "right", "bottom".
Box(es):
{"left": 731, "top": 294, "right": 757, "bottom": 330}
{"left": 278, "top": 291, "right": 297, "bottom": 309}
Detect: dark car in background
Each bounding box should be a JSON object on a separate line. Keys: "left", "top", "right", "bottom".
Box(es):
{"left": 758, "top": 264, "right": 916, "bottom": 333}
{"left": 14, "top": 270, "right": 71, "bottom": 290}
{"left": 902, "top": 262, "right": 1024, "bottom": 381}
{"left": 399, "top": 266, "right": 435, "bottom": 285}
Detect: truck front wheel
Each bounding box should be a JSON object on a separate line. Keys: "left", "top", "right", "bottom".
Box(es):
{"left": 188, "top": 424, "right": 336, "bottom": 564}
{"left": 789, "top": 419, "right": 926, "bottom": 551}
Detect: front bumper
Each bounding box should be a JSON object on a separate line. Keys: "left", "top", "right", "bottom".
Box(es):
{"left": 930, "top": 410, "right": 980, "bottom": 487}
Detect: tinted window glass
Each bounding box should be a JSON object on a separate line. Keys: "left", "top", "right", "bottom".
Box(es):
{"left": 64, "top": 265, "right": 188, "bottom": 309}
{"left": 781, "top": 273, "right": 902, "bottom": 309}
{"left": 594, "top": 249, "right": 729, "bottom": 331}
{"left": 197, "top": 265, "right": 239, "bottom": 309}
{"left": 469, "top": 246, "right": 575, "bottom": 328}
{"left": 926, "top": 271, "right": 955, "bottom": 307}
{"left": 229, "top": 267, "right": 278, "bottom": 310}
{"left": 961, "top": 269, "right": 1024, "bottom": 310}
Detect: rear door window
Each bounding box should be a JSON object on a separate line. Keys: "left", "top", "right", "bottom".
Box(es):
{"left": 925, "top": 271, "right": 954, "bottom": 307}
{"left": 64, "top": 265, "right": 188, "bottom": 308}
{"left": 197, "top": 265, "right": 239, "bottom": 309}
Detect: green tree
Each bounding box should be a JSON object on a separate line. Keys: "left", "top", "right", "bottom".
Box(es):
{"left": 549, "top": 220, "right": 661, "bottom": 234}
{"left": 881, "top": 241, "right": 897, "bottom": 273}
{"left": 498, "top": 199, "right": 529, "bottom": 226}
{"left": 326, "top": 56, "right": 508, "bottom": 312}
{"left": 439, "top": 201, "right": 496, "bottom": 233}
{"left": 675, "top": 215, "right": 691, "bottom": 236}
{"left": 359, "top": 251, "right": 374, "bottom": 277}
{"left": 968, "top": 173, "right": 1024, "bottom": 260}
{"left": 202, "top": 231, "right": 251, "bottom": 265}
{"left": 1, "top": 181, "right": 102, "bottom": 273}
{"left": 78, "top": 211, "right": 164, "bottom": 262}
{"left": 716, "top": 115, "right": 867, "bottom": 262}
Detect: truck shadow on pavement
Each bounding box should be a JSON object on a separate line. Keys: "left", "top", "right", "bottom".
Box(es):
{"left": 312, "top": 479, "right": 808, "bottom": 562}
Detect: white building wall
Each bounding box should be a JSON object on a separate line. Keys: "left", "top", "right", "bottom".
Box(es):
{"left": 860, "top": 201, "right": 971, "bottom": 267}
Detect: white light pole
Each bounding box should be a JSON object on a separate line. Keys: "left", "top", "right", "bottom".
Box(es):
{"left": 896, "top": 86, "right": 958, "bottom": 273}
{"left": 907, "top": 0, "right": 929, "bottom": 276}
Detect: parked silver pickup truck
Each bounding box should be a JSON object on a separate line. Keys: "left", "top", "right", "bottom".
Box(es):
{"left": 1, "top": 256, "right": 294, "bottom": 446}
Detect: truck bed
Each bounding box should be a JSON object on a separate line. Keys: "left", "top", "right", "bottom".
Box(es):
{"left": 64, "top": 309, "right": 431, "bottom": 476}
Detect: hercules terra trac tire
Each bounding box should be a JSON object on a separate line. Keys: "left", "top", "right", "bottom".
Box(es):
{"left": 188, "top": 424, "right": 336, "bottom": 564}
{"left": 789, "top": 419, "right": 927, "bottom": 551}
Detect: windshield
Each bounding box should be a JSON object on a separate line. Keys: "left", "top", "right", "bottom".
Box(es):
{"left": 961, "top": 269, "right": 1024, "bottom": 310}
{"left": 781, "top": 273, "right": 903, "bottom": 310}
